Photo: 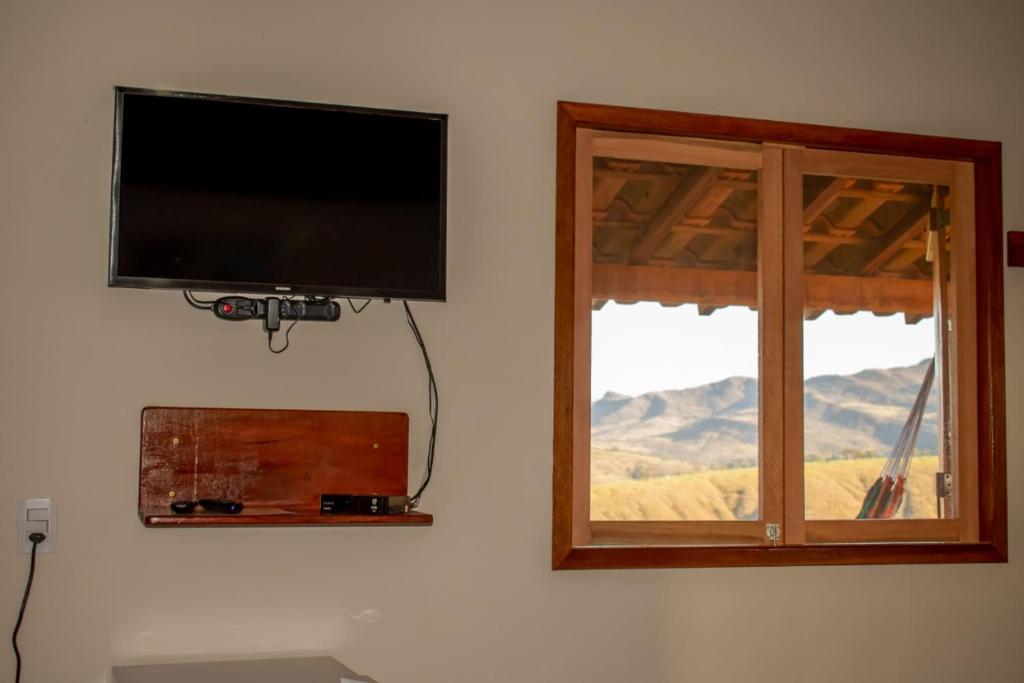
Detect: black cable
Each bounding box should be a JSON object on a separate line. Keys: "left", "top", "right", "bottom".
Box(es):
{"left": 403, "top": 301, "right": 438, "bottom": 507}
{"left": 347, "top": 298, "right": 371, "bottom": 314}
{"left": 184, "top": 291, "right": 316, "bottom": 354}
{"left": 267, "top": 297, "right": 300, "bottom": 354}
{"left": 182, "top": 290, "right": 215, "bottom": 310}
{"left": 12, "top": 533, "right": 45, "bottom": 683}
{"left": 267, "top": 319, "right": 299, "bottom": 353}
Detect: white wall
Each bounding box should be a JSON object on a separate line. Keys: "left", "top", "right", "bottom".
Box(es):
{"left": 1, "top": 1, "right": 1022, "bottom": 680}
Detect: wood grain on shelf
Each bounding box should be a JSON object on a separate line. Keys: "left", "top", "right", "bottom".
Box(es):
{"left": 143, "top": 508, "right": 432, "bottom": 527}
{"left": 139, "top": 407, "right": 417, "bottom": 527}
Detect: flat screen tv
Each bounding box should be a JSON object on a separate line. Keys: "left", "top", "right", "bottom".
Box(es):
{"left": 108, "top": 87, "right": 447, "bottom": 300}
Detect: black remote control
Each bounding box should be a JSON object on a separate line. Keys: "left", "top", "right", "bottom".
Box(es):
{"left": 169, "top": 499, "right": 244, "bottom": 514}
{"left": 198, "top": 499, "right": 244, "bottom": 514}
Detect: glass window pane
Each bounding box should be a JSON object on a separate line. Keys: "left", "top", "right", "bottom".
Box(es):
{"left": 801, "top": 174, "right": 953, "bottom": 521}
{"left": 589, "top": 154, "right": 760, "bottom": 521}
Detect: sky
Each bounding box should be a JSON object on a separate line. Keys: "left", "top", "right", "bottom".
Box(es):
{"left": 591, "top": 302, "right": 935, "bottom": 400}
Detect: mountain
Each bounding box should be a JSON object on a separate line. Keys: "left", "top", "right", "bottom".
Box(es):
{"left": 591, "top": 359, "right": 937, "bottom": 478}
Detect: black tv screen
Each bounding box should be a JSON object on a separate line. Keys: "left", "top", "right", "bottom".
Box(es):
{"left": 108, "top": 87, "right": 447, "bottom": 300}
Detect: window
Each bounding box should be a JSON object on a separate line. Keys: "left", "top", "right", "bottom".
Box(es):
{"left": 553, "top": 102, "right": 1006, "bottom": 569}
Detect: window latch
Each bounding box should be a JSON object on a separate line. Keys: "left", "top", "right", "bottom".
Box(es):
{"left": 929, "top": 206, "right": 951, "bottom": 230}
{"left": 765, "top": 523, "right": 782, "bottom": 547}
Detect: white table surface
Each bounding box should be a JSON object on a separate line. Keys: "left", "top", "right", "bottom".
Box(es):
{"left": 112, "top": 656, "right": 376, "bottom": 683}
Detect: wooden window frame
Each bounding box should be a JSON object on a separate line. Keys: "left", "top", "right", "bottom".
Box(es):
{"left": 552, "top": 101, "right": 1006, "bottom": 570}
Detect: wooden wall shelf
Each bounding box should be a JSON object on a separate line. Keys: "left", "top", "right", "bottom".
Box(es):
{"left": 143, "top": 508, "right": 433, "bottom": 527}
{"left": 138, "top": 407, "right": 432, "bottom": 528}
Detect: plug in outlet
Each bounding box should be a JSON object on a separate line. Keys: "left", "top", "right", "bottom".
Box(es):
{"left": 19, "top": 498, "right": 55, "bottom": 554}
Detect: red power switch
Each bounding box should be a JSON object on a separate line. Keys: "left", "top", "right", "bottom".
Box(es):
{"left": 223, "top": 303, "right": 234, "bottom": 313}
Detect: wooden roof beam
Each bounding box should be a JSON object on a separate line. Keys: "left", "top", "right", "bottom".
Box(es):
{"left": 853, "top": 204, "right": 930, "bottom": 275}
{"left": 592, "top": 263, "right": 933, "bottom": 315}
{"left": 840, "top": 188, "right": 919, "bottom": 202}
{"left": 664, "top": 224, "right": 754, "bottom": 239}
{"left": 593, "top": 176, "right": 628, "bottom": 211}
{"left": 629, "top": 167, "right": 722, "bottom": 264}
{"left": 804, "top": 186, "right": 897, "bottom": 267}
{"left": 904, "top": 313, "right": 930, "bottom": 325}
{"left": 593, "top": 176, "right": 918, "bottom": 203}
{"left": 803, "top": 178, "right": 849, "bottom": 229}
{"left": 807, "top": 273, "right": 931, "bottom": 315}
{"left": 661, "top": 172, "right": 753, "bottom": 263}
{"left": 593, "top": 168, "right": 758, "bottom": 193}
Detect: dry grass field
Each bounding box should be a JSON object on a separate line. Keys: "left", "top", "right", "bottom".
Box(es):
{"left": 591, "top": 455, "right": 940, "bottom": 521}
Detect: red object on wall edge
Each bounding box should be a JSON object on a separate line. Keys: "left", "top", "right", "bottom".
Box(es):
{"left": 1008, "top": 231, "right": 1024, "bottom": 267}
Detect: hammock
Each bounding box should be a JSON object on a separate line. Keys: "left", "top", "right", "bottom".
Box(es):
{"left": 856, "top": 358, "right": 936, "bottom": 520}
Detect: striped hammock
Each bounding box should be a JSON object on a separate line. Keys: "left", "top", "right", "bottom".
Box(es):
{"left": 856, "top": 358, "right": 936, "bottom": 520}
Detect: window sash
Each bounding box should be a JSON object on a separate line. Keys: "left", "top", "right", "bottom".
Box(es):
{"left": 786, "top": 150, "right": 979, "bottom": 545}
{"left": 582, "top": 131, "right": 777, "bottom": 543}
{"left": 578, "top": 134, "right": 975, "bottom": 545}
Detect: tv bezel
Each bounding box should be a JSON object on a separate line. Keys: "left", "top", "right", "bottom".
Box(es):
{"left": 108, "top": 86, "right": 448, "bottom": 301}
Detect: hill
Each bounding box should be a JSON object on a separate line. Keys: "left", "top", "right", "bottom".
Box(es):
{"left": 592, "top": 358, "right": 936, "bottom": 477}
{"left": 591, "top": 455, "right": 940, "bottom": 521}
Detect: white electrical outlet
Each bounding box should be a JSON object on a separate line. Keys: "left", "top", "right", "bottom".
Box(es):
{"left": 18, "top": 498, "right": 56, "bottom": 554}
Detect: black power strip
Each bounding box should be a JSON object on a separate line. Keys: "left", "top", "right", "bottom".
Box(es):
{"left": 212, "top": 296, "right": 341, "bottom": 327}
